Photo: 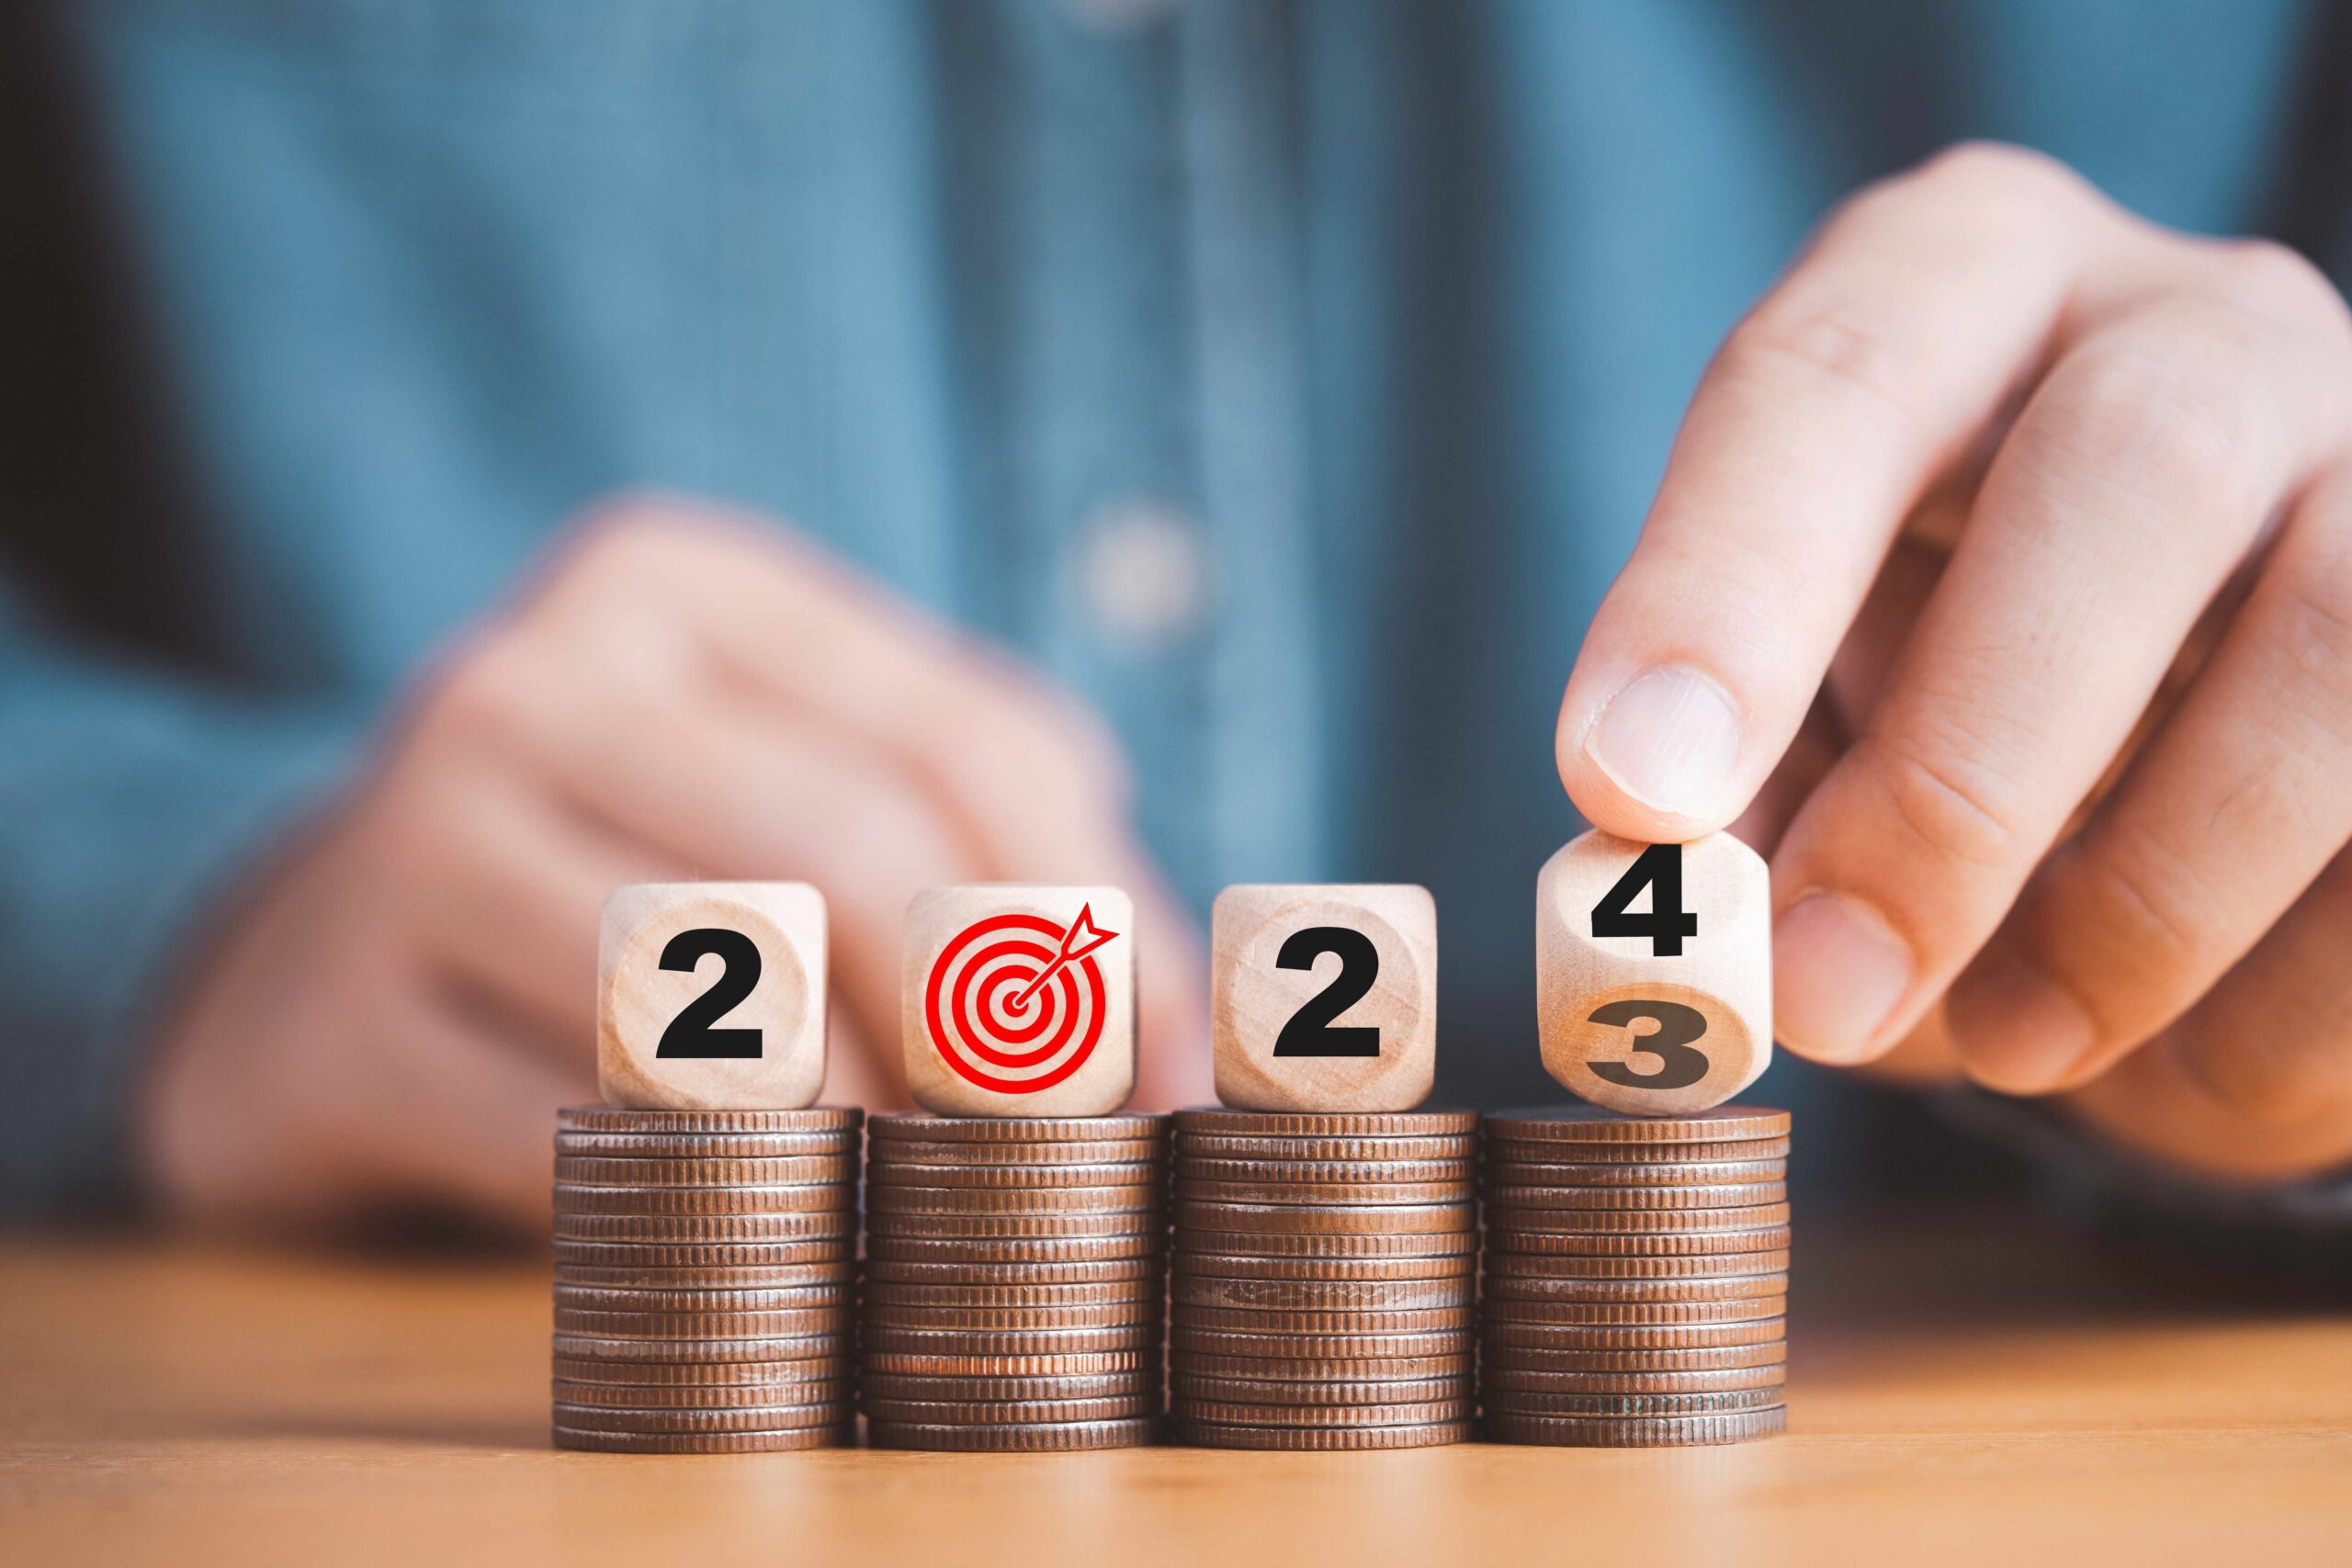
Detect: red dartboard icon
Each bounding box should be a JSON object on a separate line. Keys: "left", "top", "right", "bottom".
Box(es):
{"left": 923, "top": 905, "right": 1119, "bottom": 1094}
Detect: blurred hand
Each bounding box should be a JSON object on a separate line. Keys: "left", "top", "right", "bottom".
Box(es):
{"left": 141, "top": 498, "right": 1210, "bottom": 1233}
{"left": 1557, "top": 142, "right": 2352, "bottom": 1183}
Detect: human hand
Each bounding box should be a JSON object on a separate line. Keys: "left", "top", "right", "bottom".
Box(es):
{"left": 1555, "top": 143, "right": 2352, "bottom": 1182}
{"left": 141, "top": 498, "right": 1210, "bottom": 1232}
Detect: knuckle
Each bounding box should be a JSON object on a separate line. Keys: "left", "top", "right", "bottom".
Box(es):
{"left": 1716, "top": 300, "right": 1917, "bottom": 423}
{"left": 2199, "top": 239, "right": 2352, "bottom": 341}
{"left": 2278, "top": 540, "right": 2352, "bottom": 703}
{"left": 1867, "top": 720, "right": 2040, "bottom": 874}
{"left": 1901, "top": 141, "right": 2097, "bottom": 214}
{"left": 2018, "top": 337, "right": 2265, "bottom": 518}
{"left": 417, "top": 637, "right": 541, "bottom": 746}
{"left": 2056, "top": 837, "right": 2225, "bottom": 1005}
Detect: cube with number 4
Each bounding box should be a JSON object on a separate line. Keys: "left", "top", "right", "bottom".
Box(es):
{"left": 1212, "top": 884, "right": 1437, "bottom": 1112}
{"left": 598, "top": 883, "right": 829, "bottom": 1110}
{"left": 1535, "top": 831, "right": 1770, "bottom": 1114}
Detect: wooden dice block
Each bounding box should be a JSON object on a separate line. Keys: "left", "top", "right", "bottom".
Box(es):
{"left": 598, "top": 883, "right": 829, "bottom": 1110}
{"left": 902, "top": 885, "right": 1136, "bottom": 1117}
{"left": 1535, "top": 830, "right": 1770, "bottom": 1114}
{"left": 1210, "top": 885, "right": 1437, "bottom": 1112}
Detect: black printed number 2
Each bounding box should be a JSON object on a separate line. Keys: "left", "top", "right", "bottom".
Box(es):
{"left": 654, "top": 928, "right": 763, "bottom": 1058}
{"left": 1272, "top": 927, "right": 1382, "bottom": 1058}
{"left": 1590, "top": 842, "right": 1699, "bottom": 956}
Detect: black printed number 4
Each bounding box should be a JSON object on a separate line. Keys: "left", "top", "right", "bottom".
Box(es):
{"left": 1589, "top": 842, "right": 1699, "bottom": 956}
{"left": 1272, "top": 927, "right": 1382, "bottom": 1058}
{"left": 655, "top": 928, "right": 764, "bottom": 1058}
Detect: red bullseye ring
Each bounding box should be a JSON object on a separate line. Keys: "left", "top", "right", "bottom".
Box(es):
{"left": 924, "top": 914, "right": 1108, "bottom": 1094}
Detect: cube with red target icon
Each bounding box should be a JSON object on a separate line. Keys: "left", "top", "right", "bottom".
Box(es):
{"left": 901, "top": 885, "right": 1136, "bottom": 1117}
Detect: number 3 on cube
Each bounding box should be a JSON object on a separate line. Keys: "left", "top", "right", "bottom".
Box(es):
{"left": 1535, "top": 831, "right": 1770, "bottom": 1114}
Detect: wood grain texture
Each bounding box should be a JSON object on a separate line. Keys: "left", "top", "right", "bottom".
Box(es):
{"left": 901, "top": 886, "right": 1136, "bottom": 1116}
{"left": 3, "top": 1211, "right": 2346, "bottom": 1567}
{"left": 597, "top": 883, "right": 827, "bottom": 1110}
{"left": 1537, "top": 831, "right": 1770, "bottom": 1112}
{"left": 1211, "top": 884, "right": 1437, "bottom": 1111}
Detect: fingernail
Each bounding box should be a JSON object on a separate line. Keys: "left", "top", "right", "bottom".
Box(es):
{"left": 1585, "top": 665, "right": 1743, "bottom": 820}
{"left": 1773, "top": 891, "right": 1913, "bottom": 1062}
{"left": 1946, "top": 955, "right": 2098, "bottom": 1094}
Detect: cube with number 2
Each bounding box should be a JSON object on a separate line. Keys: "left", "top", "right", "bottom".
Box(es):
{"left": 1535, "top": 831, "right": 1770, "bottom": 1114}
{"left": 598, "top": 883, "right": 829, "bottom": 1110}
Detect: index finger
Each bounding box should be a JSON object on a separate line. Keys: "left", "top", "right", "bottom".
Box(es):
{"left": 1555, "top": 144, "right": 2111, "bottom": 839}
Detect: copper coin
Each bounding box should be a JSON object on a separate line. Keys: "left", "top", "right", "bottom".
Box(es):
{"left": 860, "top": 1279, "right": 1161, "bottom": 1297}
{"left": 559, "top": 1106, "right": 862, "bottom": 1134}
{"left": 1173, "top": 1397, "right": 1474, "bottom": 1427}
{"left": 1170, "top": 1326, "right": 1474, "bottom": 1359}
{"left": 868, "top": 1112, "right": 1170, "bottom": 1143}
{"left": 1480, "top": 1159, "right": 1786, "bottom": 1190}
{"left": 866, "top": 1160, "right": 1166, "bottom": 1190}
{"left": 1172, "top": 1252, "right": 1475, "bottom": 1283}
{"left": 1179, "top": 1134, "right": 1478, "bottom": 1162}
{"left": 1479, "top": 1386, "right": 1786, "bottom": 1416}
{"left": 551, "top": 1237, "right": 856, "bottom": 1269}
{"left": 1497, "top": 1136, "right": 1790, "bottom": 1165}
{"left": 862, "top": 1259, "right": 1162, "bottom": 1288}
{"left": 1487, "top": 1226, "right": 1790, "bottom": 1258}
{"left": 552, "top": 1355, "right": 854, "bottom": 1387}
{"left": 1484, "top": 1295, "right": 1787, "bottom": 1326}
{"left": 1171, "top": 1419, "right": 1471, "bottom": 1450}
{"left": 865, "top": 1183, "right": 1163, "bottom": 1215}
{"left": 1480, "top": 1343, "right": 1786, "bottom": 1373}
{"left": 1176, "top": 1228, "right": 1476, "bottom": 1259}
{"left": 1178, "top": 1179, "right": 1476, "bottom": 1206}
{"left": 1479, "top": 1365, "right": 1787, "bottom": 1394}
{"left": 554, "top": 1263, "right": 855, "bottom": 1291}
{"left": 1175, "top": 1109, "right": 1479, "bottom": 1137}
{"left": 1482, "top": 1249, "right": 1791, "bottom": 1280}
{"left": 1479, "top": 1272, "right": 1783, "bottom": 1303}
{"left": 554, "top": 1377, "right": 854, "bottom": 1409}
{"left": 857, "top": 1324, "right": 1162, "bottom": 1355}
{"left": 1170, "top": 1201, "right": 1471, "bottom": 1235}
{"left": 866, "top": 1417, "right": 1160, "bottom": 1452}
{"left": 553, "top": 1306, "right": 855, "bottom": 1338}
{"left": 1485, "top": 1408, "right": 1786, "bottom": 1446}
{"left": 864, "top": 1236, "right": 1164, "bottom": 1267}
{"left": 1480, "top": 1202, "right": 1790, "bottom": 1236}
{"left": 1174, "top": 1157, "right": 1475, "bottom": 1187}
{"left": 1174, "top": 1352, "right": 1473, "bottom": 1382}
{"left": 1482, "top": 1317, "right": 1786, "bottom": 1351}
{"left": 1482, "top": 1184, "right": 1787, "bottom": 1213}
{"left": 861, "top": 1349, "right": 1152, "bottom": 1377}
{"left": 1176, "top": 1304, "right": 1475, "bottom": 1335}
{"left": 1479, "top": 1107, "right": 1788, "bottom": 1145}
{"left": 552, "top": 1423, "right": 852, "bottom": 1453}
{"left": 859, "top": 1393, "right": 1159, "bottom": 1425}
{"left": 553, "top": 1212, "right": 856, "bottom": 1244}
{"left": 552, "top": 1183, "right": 852, "bottom": 1217}
{"left": 553, "top": 1155, "right": 859, "bottom": 1187}
{"left": 856, "top": 1371, "right": 1158, "bottom": 1404}
{"left": 867, "top": 1138, "right": 1162, "bottom": 1167}
{"left": 1169, "top": 1374, "right": 1467, "bottom": 1406}
{"left": 551, "top": 1332, "right": 849, "bottom": 1364}
{"left": 553, "top": 1284, "right": 852, "bottom": 1313}
{"left": 551, "top": 1400, "right": 854, "bottom": 1434}
{"left": 554, "top": 1130, "right": 859, "bottom": 1159}
{"left": 865, "top": 1210, "right": 1164, "bottom": 1240}
{"left": 1172, "top": 1276, "right": 1471, "bottom": 1312}
{"left": 861, "top": 1303, "right": 1162, "bottom": 1331}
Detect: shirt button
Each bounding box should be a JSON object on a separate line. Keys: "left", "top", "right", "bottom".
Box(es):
{"left": 1074, "top": 499, "right": 1208, "bottom": 649}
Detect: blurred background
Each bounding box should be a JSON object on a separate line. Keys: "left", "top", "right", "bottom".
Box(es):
{"left": 2, "top": 0, "right": 2348, "bottom": 1243}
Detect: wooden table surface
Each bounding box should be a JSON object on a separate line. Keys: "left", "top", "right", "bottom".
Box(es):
{"left": 2, "top": 1205, "right": 2346, "bottom": 1567}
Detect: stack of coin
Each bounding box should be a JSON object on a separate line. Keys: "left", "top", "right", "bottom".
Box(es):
{"left": 549, "top": 1107, "right": 862, "bottom": 1453}
{"left": 1478, "top": 1106, "right": 1790, "bottom": 1447}
{"left": 857, "top": 1112, "right": 1170, "bottom": 1451}
{"left": 1167, "top": 1109, "right": 1481, "bottom": 1450}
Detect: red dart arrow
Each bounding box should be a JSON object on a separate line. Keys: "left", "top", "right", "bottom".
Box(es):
{"left": 1008, "top": 902, "right": 1120, "bottom": 1012}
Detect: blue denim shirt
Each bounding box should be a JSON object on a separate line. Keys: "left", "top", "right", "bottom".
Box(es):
{"left": 2, "top": 0, "right": 2332, "bottom": 1210}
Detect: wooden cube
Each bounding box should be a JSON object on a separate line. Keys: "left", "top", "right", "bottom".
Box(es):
{"left": 1210, "top": 885, "right": 1437, "bottom": 1112}
{"left": 1535, "top": 830, "right": 1770, "bottom": 1114}
{"left": 597, "top": 883, "right": 828, "bottom": 1110}
{"left": 902, "top": 885, "right": 1136, "bottom": 1117}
